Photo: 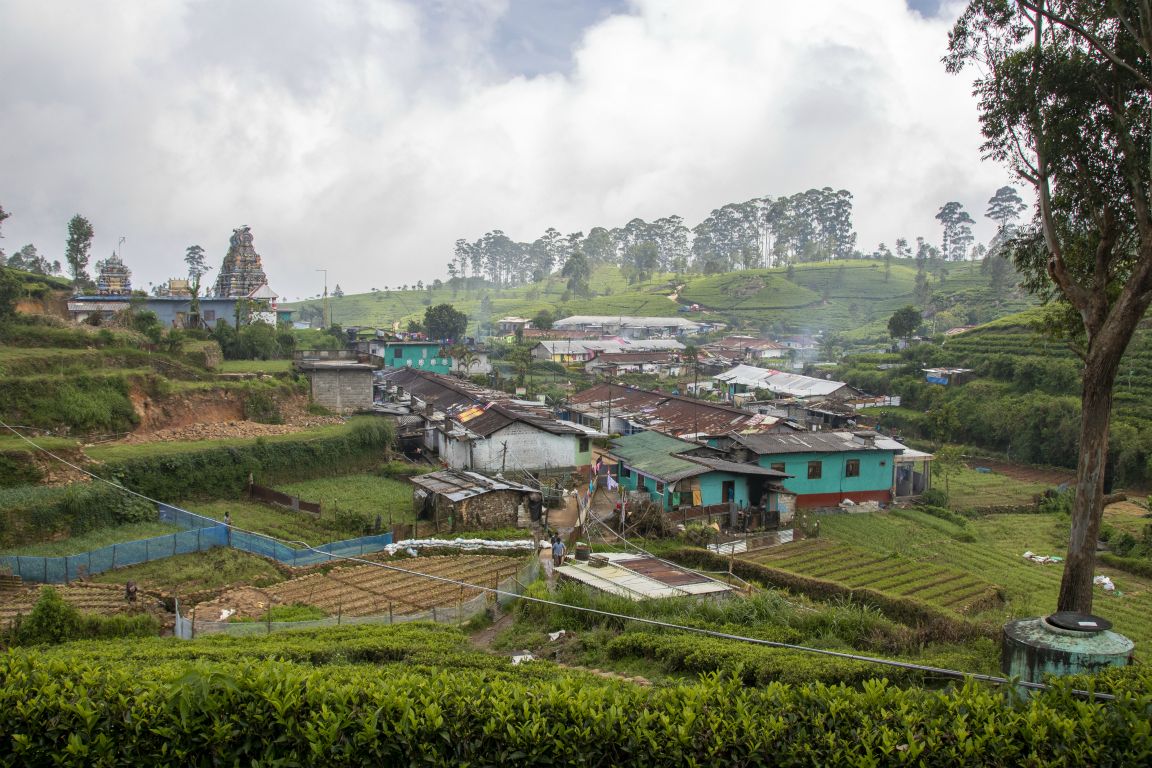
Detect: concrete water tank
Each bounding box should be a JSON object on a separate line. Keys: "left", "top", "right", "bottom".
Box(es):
{"left": 1001, "top": 612, "right": 1133, "bottom": 685}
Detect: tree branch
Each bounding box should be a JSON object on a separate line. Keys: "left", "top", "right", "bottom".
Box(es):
{"left": 1018, "top": 0, "right": 1152, "bottom": 89}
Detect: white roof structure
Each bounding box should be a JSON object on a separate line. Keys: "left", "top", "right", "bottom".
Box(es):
{"left": 247, "top": 283, "right": 278, "bottom": 300}
{"left": 714, "top": 364, "right": 851, "bottom": 399}
{"left": 536, "top": 339, "right": 685, "bottom": 355}
{"left": 554, "top": 315, "right": 704, "bottom": 331}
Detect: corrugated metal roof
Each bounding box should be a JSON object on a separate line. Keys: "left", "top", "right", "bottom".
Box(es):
{"left": 607, "top": 431, "right": 708, "bottom": 482}
{"left": 714, "top": 364, "right": 852, "bottom": 398}
{"left": 410, "top": 469, "right": 537, "bottom": 502}
{"left": 567, "top": 383, "right": 771, "bottom": 438}
{"left": 555, "top": 315, "right": 703, "bottom": 329}
{"left": 731, "top": 431, "right": 897, "bottom": 455}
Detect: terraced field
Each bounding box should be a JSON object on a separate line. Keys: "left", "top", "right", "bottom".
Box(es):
{"left": 746, "top": 539, "right": 1002, "bottom": 615}
{"left": 747, "top": 510, "right": 1152, "bottom": 649}
{"left": 266, "top": 555, "right": 524, "bottom": 617}
{"left": 0, "top": 582, "right": 167, "bottom": 629}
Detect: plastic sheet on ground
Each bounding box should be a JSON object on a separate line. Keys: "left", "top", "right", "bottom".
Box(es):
{"left": 1094, "top": 574, "right": 1117, "bottom": 592}
{"left": 1022, "top": 551, "right": 1064, "bottom": 564}
{"left": 382, "top": 538, "right": 537, "bottom": 556}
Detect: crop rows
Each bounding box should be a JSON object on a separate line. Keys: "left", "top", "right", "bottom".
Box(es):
{"left": 744, "top": 540, "right": 998, "bottom": 614}
{"left": 0, "top": 583, "right": 160, "bottom": 629}
{"left": 267, "top": 555, "right": 522, "bottom": 617}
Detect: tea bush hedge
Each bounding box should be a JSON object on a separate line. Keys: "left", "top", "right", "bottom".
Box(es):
{"left": 1, "top": 623, "right": 1149, "bottom": 766}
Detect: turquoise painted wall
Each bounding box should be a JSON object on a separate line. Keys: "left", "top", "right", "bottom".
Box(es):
{"left": 617, "top": 466, "right": 750, "bottom": 510}
{"left": 383, "top": 343, "right": 451, "bottom": 373}
{"left": 755, "top": 450, "right": 895, "bottom": 496}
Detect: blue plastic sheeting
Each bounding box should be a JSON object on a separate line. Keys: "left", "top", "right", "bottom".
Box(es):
{"left": 2, "top": 503, "right": 394, "bottom": 583}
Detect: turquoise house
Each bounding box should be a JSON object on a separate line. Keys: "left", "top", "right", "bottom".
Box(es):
{"left": 374, "top": 340, "right": 452, "bottom": 374}
{"left": 723, "top": 431, "right": 932, "bottom": 509}
{"left": 607, "top": 431, "right": 790, "bottom": 513}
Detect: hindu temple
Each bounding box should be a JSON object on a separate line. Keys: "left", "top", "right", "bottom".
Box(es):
{"left": 95, "top": 253, "right": 132, "bottom": 295}
{"left": 213, "top": 225, "right": 269, "bottom": 298}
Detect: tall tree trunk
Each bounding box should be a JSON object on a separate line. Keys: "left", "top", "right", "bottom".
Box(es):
{"left": 1056, "top": 365, "right": 1114, "bottom": 613}
{"left": 1056, "top": 315, "right": 1137, "bottom": 613}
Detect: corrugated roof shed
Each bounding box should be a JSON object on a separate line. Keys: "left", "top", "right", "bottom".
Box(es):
{"left": 731, "top": 431, "right": 895, "bottom": 455}
{"left": 411, "top": 470, "right": 537, "bottom": 502}
{"left": 607, "top": 431, "right": 709, "bottom": 482}
{"left": 568, "top": 383, "right": 769, "bottom": 437}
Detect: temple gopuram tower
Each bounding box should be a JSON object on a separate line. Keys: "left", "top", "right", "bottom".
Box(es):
{"left": 95, "top": 253, "right": 132, "bottom": 295}
{"left": 213, "top": 225, "right": 268, "bottom": 297}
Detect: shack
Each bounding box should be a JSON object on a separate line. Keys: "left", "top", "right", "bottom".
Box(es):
{"left": 410, "top": 469, "right": 541, "bottom": 532}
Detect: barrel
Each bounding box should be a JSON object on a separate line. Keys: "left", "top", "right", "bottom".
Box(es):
{"left": 574, "top": 543, "right": 591, "bottom": 561}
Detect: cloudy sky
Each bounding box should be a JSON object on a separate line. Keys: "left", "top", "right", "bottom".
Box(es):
{"left": 0, "top": 0, "right": 1016, "bottom": 300}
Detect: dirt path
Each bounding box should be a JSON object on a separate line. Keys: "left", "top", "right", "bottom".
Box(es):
{"left": 967, "top": 458, "right": 1075, "bottom": 486}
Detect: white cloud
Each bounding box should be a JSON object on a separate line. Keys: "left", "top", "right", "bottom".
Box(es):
{"left": 0, "top": 0, "right": 1017, "bottom": 300}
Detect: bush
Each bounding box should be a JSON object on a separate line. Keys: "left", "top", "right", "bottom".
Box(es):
{"left": 918, "top": 487, "right": 949, "bottom": 508}
{"left": 2, "top": 586, "right": 160, "bottom": 646}
{"left": 0, "top": 483, "right": 156, "bottom": 548}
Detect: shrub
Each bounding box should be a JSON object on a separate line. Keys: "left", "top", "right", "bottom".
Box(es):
{"left": 918, "top": 487, "right": 949, "bottom": 508}
{"left": 2, "top": 587, "right": 160, "bottom": 646}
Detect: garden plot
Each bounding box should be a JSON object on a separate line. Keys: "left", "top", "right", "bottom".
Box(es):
{"left": 743, "top": 538, "right": 1000, "bottom": 616}
{"left": 245, "top": 555, "right": 524, "bottom": 619}
{"left": 0, "top": 582, "right": 168, "bottom": 629}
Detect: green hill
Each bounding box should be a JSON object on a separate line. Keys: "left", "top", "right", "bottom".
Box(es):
{"left": 285, "top": 259, "right": 1035, "bottom": 341}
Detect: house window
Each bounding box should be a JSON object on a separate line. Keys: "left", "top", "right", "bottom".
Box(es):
{"left": 637, "top": 476, "right": 647, "bottom": 491}
{"left": 807, "top": 461, "right": 822, "bottom": 480}
{"left": 621, "top": 466, "right": 631, "bottom": 478}
{"left": 655, "top": 481, "right": 664, "bottom": 494}
{"left": 771, "top": 462, "right": 786, "bottom": 473}
{"left": 579, "top": 437, "right": 590, "bottom": 452}
{"left": 203, "top": 310, "right": 216, "bottom": 322}
{"left": 393, "top": 347, "right": 402, "bottom": 359}
{"left": 845, "top": 459, "right": 860, "bottom": 478}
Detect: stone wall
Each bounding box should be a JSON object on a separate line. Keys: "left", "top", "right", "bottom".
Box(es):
{"left": 426, "top": 490, "right": 527, "bottom": 531}
{"left": 307, "top": 369, "right": 373, "bottom": 414}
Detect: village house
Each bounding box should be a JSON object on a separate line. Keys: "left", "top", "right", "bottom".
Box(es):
{"left": 703, "top": 336, "right": 787, "bottom": 364}
{"left": 377, "top": 368, "right": 600, "bottom": 474}
{"left": 552, "top": 314, "right": 705, "bottom": 339}
{"left": 717, "top": 430, "right": 932, "bottom": 508}
{"left": 494, "top": 317, "right": 532, "bottom": 338}
{"left": 713, "top": 364, "right": 860, "bottom": 403}
{"left": 607, "top": 431, "right": 794, "bottom": 519}
{"left": 583, "top": 351, "right": 684, "bottom": 378}
{"left": 531, "top": 338, "right": 685, "bottom": 365}
{"left": 369, "top": 339, "right": 452, "bottom": 374}
{"left": 293, "top": 350, "right": 381, "bottom": 414}
{"left": 410, "top": 469, "right": 540, "bottom": 531}
{"left": 563, "top": 383, "right": 798, "bottom": 442}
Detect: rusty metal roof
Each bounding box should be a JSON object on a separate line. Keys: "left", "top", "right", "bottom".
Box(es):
{"left": 410, "top": 469, "right": 536, "bottom": 502}
{"left": 567, "top": 383, "right": 771, "bottom": 438}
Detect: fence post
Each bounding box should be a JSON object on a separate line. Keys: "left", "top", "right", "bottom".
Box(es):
{"left": 112, "top": 544, "right": 117, "bottom": 570}
{"left": 433, "top": 606, "right": 438, "bottom": 623}
{"left": 388, "top": 601, "right": 393, "bottom": 624}
{"left": 266, "top": 607, "right": 272, "bottom": 635}
{"left": 338, "top": 604, "right": 342, "bottom": 625}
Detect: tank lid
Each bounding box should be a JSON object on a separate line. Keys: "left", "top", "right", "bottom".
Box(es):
{"left": 1046, "top": 611, "right": 1112, "bottom": 632}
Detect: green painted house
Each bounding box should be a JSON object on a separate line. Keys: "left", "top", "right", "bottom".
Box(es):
{"left": 373, "top": 340, "right": 452, "bottom": 374}
{"left": 722, "top": 431, "right": 932, "bottom": 509}
{"left": 607, "top": 431, "right": 791, "bottom": 514}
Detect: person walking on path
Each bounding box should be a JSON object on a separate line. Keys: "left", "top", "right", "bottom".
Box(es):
{"left": 223, "top": 511, "right": 233, "bottom": 545}
{"left": 552, "top": 536, "right": 567, "bottom": 568}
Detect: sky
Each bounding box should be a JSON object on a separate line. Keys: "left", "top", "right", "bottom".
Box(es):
{"left": 0, "top": 0, "right": 1018, "bottom": 301}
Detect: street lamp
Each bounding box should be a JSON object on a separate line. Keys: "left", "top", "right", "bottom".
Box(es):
{"left": 316, "top": 269, "right": 328, "bottom": 328}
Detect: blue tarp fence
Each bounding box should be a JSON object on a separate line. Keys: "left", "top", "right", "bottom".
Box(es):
{"left": 1, "top": 502, "right": 393, "bottom": 583}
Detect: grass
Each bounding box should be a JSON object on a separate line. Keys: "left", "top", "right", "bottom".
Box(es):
{"left": 941, "top": 465, "right": 1050, "bottom": 509}
{"left": 0, "top": 522, "right": 182, "bottom": 556}
{"left": 232, "top": 603, "right": 328, "bottom": 622}
{"left": 90, "top": 547, "right": 285, "bottom": 593}
{"left": 277, "top": 474, "right": 416, "bottom": 527}
{"left": 218, "top": 359, "right": 293, "bottom": 374}
{"left": 0, "top": 434, "right": 82, "bottom": 454}
{"left": 177, "top": 499, "right": 364, "bottom": 547}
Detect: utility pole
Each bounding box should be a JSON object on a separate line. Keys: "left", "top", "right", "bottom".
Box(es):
{"left": 316, "top": 268, "right": 329, "bottom": 328}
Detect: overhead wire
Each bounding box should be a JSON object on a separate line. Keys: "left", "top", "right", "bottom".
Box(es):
{"left": 0, "top": 420, "right": 1116, "bottom": 701}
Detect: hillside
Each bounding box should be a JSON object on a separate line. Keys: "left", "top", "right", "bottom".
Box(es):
{"left": 284, "top": 259, "right": 1034, "bottom": 341}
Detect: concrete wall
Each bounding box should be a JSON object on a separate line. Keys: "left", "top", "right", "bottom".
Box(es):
{"left": 756, "top": 449, "right": 895, "bottom": 506}
{"left": 307, "top": 368, "right": 374, "bottom": 414}
{"left": 463, "top": 423, "right": 579, "bottom": 473}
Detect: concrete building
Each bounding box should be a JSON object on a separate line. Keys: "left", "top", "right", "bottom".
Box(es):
{"left": 722, "top": 431, "right": 932, "bottom": 508}
{"left": 370, "top": 339, "right": 452, "bottom": 374}
{"left": 294, "top": 350, "right": 381, "bottom": 414}
{"left": 607, "top": 431, "right": 792, "bottom": 514}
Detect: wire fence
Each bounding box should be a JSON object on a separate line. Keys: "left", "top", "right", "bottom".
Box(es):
{"left": 1, "top": 503, "right": 395, "bottom": 583}
{"left": 175, "top": 557, "right": 540, "bottom": 639}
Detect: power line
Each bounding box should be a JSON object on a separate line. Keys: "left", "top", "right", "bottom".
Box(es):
{"left": 0, "top": 420, "right": 1114, "bottom": 700}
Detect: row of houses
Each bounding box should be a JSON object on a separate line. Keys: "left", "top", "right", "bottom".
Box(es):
{"left": 377, "top": 368, "right": 601, "bottom": 476}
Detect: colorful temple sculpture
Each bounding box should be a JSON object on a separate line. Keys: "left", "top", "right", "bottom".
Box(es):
{"left": 213, "top": 225, "right": 268, "bottom": 298}
{"left": 95, "top": 253, "right": 132, "bottom": 295}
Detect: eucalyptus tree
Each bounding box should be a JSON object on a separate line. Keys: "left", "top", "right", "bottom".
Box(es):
{"left": 949, "top": 0, "right": 1152, "bottom": 612}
